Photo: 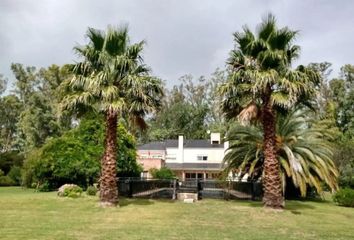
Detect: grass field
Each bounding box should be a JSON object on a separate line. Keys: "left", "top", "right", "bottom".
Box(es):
{"left": 0, "top": 187, "right": 353, "bottom": 240}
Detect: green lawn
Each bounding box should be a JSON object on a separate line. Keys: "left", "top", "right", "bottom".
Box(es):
{"left": 0, "top": 187, "right": 353, "bottom": 240}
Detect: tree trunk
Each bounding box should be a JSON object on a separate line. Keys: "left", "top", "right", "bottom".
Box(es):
{"left": 262, "top": 94, "right": 284, "bottom": 209}
{"left": 100, "top": 110, "right": 118, "bottom": 207}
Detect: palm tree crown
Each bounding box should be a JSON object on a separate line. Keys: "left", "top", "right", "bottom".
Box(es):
{"left": 220, "top": 14, "right": 319, "bottom": 122}
{"left": 63, "top": 26, "right": 162, "bottom": 124}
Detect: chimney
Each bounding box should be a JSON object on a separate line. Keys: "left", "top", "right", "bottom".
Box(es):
{"left": 210, "top": 133, "right": 221, "bottom": 144}
{"left": 178, "top": 135, "right": 184, "bottom": 162}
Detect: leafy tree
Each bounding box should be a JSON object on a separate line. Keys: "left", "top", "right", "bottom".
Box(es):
{"left": 62, "top": 26, "right": 163, "bottom": 206}
{"left": 332, "top": 138, "right": 354, "bottom": 188}
{"left": 330, "top": 65, "right": 354, "bottom": 137}
{"left": 11, "top": 64, "right": 38, "bottom": 104}
{"left": 10, "top": 64, "right": 72, "bottom": 151}
{"left": 0, "top": 74, "right": 7, "bottom": 95}
{"left": 219, "top": 14, "right": 320, "bottom": 208}
{"left": 224, "top": 110, "right": 338, "bottom": 197}
{"left": 0, "top": 95, "right": 22, "bottom": 151}
{"left": 145, "top": 70, "right": 227, "bottom": 142}
{"left": 307, "top": 62, "right": 332, "bottom": 115}
{"left": 22, "top": 115, "right": 142, "bottom": 189}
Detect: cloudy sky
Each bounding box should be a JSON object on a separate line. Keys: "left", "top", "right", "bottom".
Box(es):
{"left": 0, "top": 0, "right": 353, "bottom": 87}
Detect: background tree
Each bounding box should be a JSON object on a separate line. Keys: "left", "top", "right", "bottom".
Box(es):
{"left": 62, "top": 26, "right": 163, "bottom": 206}
{"left": 144, "top": 69, "right": 227, "bottom": 142}
{"left": 219, "top": 14, "right": 320, "bottom": 208}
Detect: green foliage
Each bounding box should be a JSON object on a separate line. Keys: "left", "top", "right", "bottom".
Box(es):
{"left": 0, "top": 176, "right": 16, "bottom": 186}
{"left": 150, "top": 167, "right": 175, "bottom": 179}
{"left": 9, "top": 63, "right": 72, "bottom": 151}
{"left": 145, "top": 71, "right": 227, "bottom": 142}
{"left": 224, "top": 110, "right": 339, "bottom": 196}
{"left": 333, "top": 188, "right": 354, "bottom": 207}
{"left": 332, "top": 138, "right": 354, "bottom": 189}
{"left": 7, "top": 166, "right": 22, "bottom": 185}
{"left": 0, "top": 95, "right": 23, "bottom": 151}
{"left": 86, "top": 186, "right": 98, "bottom": 196}
{"left": 0, "top": 151, "right": 23, "bottom": 174}
{"left": 22, "top": 115, "right": 141, "bottom": 189}
{"left": 0, "top": 73, "right": 7, "bottom": 95}
{"left": 63, "top": 185, "right": 83, "bottom": 198}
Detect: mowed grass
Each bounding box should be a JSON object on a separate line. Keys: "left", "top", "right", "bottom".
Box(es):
{"left": 0, "top": 187, "right": 353, "bottom": 240}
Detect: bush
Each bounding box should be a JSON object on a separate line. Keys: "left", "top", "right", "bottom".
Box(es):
{"left": 0, "top": 151, "right": 24, "bottom": 174}
{"left": 86, "top": 186, "right": 98, "bottom": 196}
{"left": 21, "top": 115, "right": 141, "bottom": 190}
{"left": 333, "top": 188, "right": 354, "bottom": 207}
{"left": 150, "top": 167, "right": 175, "bottom": 179}
{"left": 8, "top": 166, "right": 22, "bottom": 185}
{"left": 58, "top": 184, "right": 83, "bottom": 198}
{"left": 37, "top": 182, "right": 51, "bottom": 192}
{"left": 0, "top": 176, "right": 16, "bottom": 186}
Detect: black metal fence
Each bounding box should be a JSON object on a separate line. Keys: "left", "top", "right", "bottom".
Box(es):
{"left": 117, "top": 178, "right": 262, "bottom": 201}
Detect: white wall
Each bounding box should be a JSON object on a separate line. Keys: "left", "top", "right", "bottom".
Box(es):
{"left": 165, "top": 147, "right": 225, "bottom": 164}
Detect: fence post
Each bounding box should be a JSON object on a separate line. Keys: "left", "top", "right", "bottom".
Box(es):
{"left": 226, "top": 180, "right": 231, "bottom": 201}
{"left": 128, "top": 178, "right": 133, "bottom": 198}
{"left": 251, "top": 180, "right": 255, "bottom": 201}
{"left": 172, "top": 178, "right": 177, "bottom": 200}
{"left": 197, "top": 179, "right": 201, "bottom": 200}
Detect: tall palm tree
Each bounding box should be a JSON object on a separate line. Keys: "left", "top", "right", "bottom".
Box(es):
{"left": 219, "top": 14, "right": 320, "bottom": 208}
{"left": 62, "top": 26, "right": 163, "bottom": 206}
{"left": 223, "top": 110, "right": 339, "bottom": 197}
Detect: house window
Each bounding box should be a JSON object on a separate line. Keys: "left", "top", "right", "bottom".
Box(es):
{"left": 197, "top": 155, "right": 208, "bottom": 161}
{"left": 141, "top": 171, "right": 148, "bottom": 178}
{"left": 185, "top": 173, "right": 196, "bottom": 179}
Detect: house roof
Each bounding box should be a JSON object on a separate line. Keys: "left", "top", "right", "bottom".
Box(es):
{"left": 137, "top": 141, "right": 166, "bottom": 150}
{"left": 138, "top": 139, "right": 223, "bottom": 150}
{"left": 166, "top": 162, "right": 222, "bottom": 170}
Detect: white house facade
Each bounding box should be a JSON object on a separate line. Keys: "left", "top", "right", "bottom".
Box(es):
{"left": 137, "top": 133, "right": 229, "bottom": 180}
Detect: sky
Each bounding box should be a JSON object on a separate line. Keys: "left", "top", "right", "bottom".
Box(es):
{"left": 0, "top": 0, "right": 353, "bottom": 88}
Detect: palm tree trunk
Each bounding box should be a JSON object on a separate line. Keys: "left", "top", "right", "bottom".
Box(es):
{"left": 100, "top": 109, "right": 118, "bottom": 207}
{"left": 262, "top": 94, "right": 284, "bottom": 209}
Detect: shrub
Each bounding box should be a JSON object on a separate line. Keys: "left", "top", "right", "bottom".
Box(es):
{"left": 58, "top": 184, "right": 83, "bottom": 198}
{"left": 21, "top": 115, "right": 141, "bottom": 190}
{"left": 86, "top": 186, "right": 98, "bottom": 196}
{"left": 67, "top": 192, "right": 80, "bottom": 198}
{"left": 150, "top": 167, "right": 175, "bottom": 179}
{"left": 0, "top": 151, "right": 24, "bottom": 174}
{"left": 37, "top": 182, "right": 51, "bottom": 192}
{"left": 8, "top": 166, "right": 22, "bottom": 185}
{"left": 333, "top": 188, "right": 354, "bottom": 207}
{"left": 0, "top": 176, "right": 16, "bottom": 186}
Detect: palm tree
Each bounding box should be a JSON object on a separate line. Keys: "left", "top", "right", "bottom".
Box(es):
{"left": 223, "top": 110, "right": 339, "bottom": 197}
{"left": 219, "top": 14, "right": 320, "bottom": 208}
{"left": 62, "top": 26, "right": 163, "bottom": 206}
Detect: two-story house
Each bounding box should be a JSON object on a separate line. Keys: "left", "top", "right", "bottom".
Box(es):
{"left": 137, "top": 133, "right": 229, "bottom": 180}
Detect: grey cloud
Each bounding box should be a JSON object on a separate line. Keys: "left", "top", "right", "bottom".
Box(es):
{"left": 0, "top": 0, "right": 353, "bottom": 89}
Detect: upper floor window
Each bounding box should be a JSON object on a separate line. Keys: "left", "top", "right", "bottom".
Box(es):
{"left": 197, "top": 155, "right": 208, "bottom": 161}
